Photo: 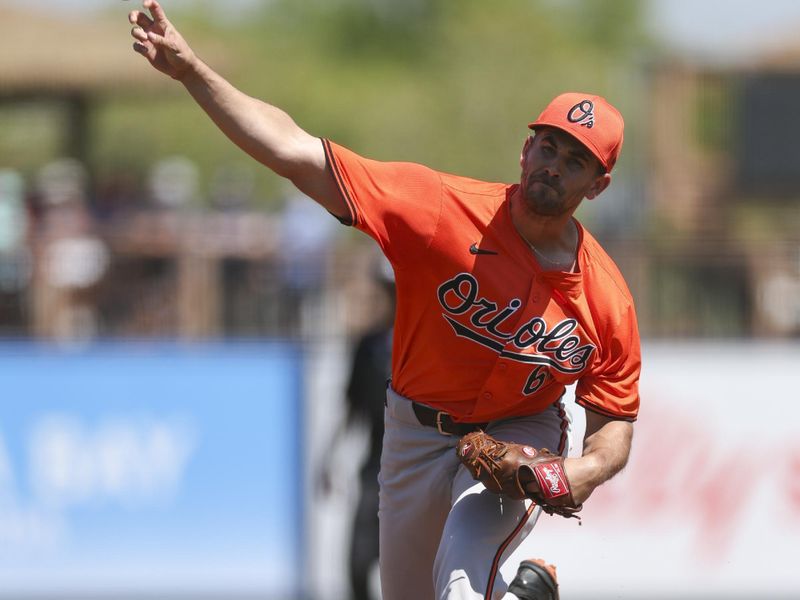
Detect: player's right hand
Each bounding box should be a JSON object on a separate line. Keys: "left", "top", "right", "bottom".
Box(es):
{"left": 129, "top": 0, "right": 196, "bottom": 81}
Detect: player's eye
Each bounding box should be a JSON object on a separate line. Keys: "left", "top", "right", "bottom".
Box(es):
{"left": 567, "top": 157, "right": 584, "bottom": 170}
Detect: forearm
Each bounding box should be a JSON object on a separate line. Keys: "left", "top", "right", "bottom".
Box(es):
{"left": 564, "top": 418, "right": 632, "bottom": 504}
{"left": 129, "top": 2, "right": 345, "bottom": 214}
{"left": 179, "top": 59, "right": 320, "bottom": 179}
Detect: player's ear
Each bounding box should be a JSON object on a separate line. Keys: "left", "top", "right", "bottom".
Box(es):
{"left": 520, "top": 135, "right": 533, "bottom": 167}
{"left": 585, "top": 173, "right": 611, "bottom": 200}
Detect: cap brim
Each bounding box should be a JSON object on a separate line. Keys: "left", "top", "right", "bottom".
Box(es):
{"left": 528, "top": 121, "right": 609, "bottom": 171}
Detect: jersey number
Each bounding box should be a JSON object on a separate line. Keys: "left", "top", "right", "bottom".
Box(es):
{"left": 523, "top": 366, "right": 548, "bottom": 395}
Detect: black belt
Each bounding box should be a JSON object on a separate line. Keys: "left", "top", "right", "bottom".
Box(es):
{"left": 412, "top": 403, "right": 488, "bottom": 436}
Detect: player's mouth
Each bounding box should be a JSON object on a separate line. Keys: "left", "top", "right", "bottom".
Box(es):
{"left": 528, "top": 176, "right": 562, "bottom": 196}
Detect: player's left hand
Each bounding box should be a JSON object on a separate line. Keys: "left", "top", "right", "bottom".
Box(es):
{"left": 456, "top": 431, "right": 582, "bottom": 519}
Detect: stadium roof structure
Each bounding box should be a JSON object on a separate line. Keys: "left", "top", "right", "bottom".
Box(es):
{"left": 0, "top": 6, "right": 230, "bottom": 160}
{"left": 0, "top": 6, "right": 229, "bottom": 95}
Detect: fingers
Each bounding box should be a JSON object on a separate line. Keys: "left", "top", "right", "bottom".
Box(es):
{"left": 144, "top": 0, "right": 169, "bottom": 28}
{"left": 128, "top": 10, "right": 154, "bottom": 29}
{"left": 132, "top": 40, "right": 157, "bottom": 63}
{"left": 129, "top": 9, "right": 154, "bottom": 52}
{"left": 138, "top": 0, "right": 173, "bottom": 49}
{"left": 146, "top": 30, "right": 169, "bottom": 48}
{"left": 131, "top": 26, "right": 148, "bottom": 43}
{"left": 128, "top": 19, "right": 167, "bottom": 50}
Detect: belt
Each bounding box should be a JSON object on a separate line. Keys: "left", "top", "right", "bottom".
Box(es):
{"left": 412, "top": 402, "right": 488, "bottom": 436}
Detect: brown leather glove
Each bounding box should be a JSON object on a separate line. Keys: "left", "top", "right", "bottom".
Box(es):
{"left": 456, "top": 430, "right": 582, "bottom": 519}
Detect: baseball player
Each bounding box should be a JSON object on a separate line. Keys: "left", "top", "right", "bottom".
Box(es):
{"left": 127, "top": 2, "right": 640, "bottom": 599}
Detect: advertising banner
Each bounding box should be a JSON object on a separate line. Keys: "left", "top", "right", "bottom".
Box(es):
{"left": 535, "top": 342, "right": 800, "bottom": 599}
{"left": 0, "top": 342, "right": 303, "bottom": 598}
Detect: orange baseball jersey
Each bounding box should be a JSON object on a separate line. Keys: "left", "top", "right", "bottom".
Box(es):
{"left": 323, "top": 139, "right": 641, "bottom": 423}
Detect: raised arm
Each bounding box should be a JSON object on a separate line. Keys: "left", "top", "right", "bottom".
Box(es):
{"left": 128, "top": 0, "right": 346, "bottom": 218}
{"left": 563, "top": 409, "right": 633, "bottom": 504}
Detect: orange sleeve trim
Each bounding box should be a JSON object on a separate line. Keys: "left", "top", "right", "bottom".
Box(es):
{"left": 322, "top": 138, "right": 357, "bottom": 226}
{"left": 575, "top": 396, "right": 638, "bottom": 422}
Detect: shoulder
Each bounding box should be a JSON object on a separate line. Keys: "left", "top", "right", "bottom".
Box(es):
{"left": 325, "top": 140, "right": 505, "bottom": 197}
{"left": 440, "top": 172, "right": 511, "bottom": 199}
{"left": 325, "top": 139, "right": 439, "bottom": 177}
{"left": 437, "top": 173, "right": 513, "bottom": 223}
{"left": 578, "top": 224, "right": 636, "bottom": 311}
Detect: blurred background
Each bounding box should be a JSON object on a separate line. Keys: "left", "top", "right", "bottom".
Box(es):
{"left": 1, "top": 0, "right": 798, "bottom": 598}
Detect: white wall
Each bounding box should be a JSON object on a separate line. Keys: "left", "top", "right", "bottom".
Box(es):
{"left": 308, "top": 341, "right": 800, "bottom": 599}
{"left": 536, "top": 341, "right": 800, "bottom": 598}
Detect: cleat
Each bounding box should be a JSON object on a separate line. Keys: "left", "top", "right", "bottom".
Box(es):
{"left": 507, "top": 558, "right": 559, "bottom": 600}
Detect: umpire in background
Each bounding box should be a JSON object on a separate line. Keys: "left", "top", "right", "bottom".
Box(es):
{"left": 320, "top": 260, "right": 394, "bottom": 600}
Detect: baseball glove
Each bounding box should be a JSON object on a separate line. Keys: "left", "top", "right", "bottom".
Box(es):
{"left": 456, "top": 430, "right": 582, "bottom": 519}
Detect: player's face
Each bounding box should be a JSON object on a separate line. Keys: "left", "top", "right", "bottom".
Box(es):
{"left": 519, "top": 128, "right": 610, "bottom": 218}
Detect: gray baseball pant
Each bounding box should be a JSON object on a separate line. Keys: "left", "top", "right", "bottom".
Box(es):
{"left": 379, "top": 386, "right": 570, "bottom": 600}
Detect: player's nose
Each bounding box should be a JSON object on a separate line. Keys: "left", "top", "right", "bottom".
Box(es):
{"left": 543, "top": 165, "right": 560, "bottom": 179}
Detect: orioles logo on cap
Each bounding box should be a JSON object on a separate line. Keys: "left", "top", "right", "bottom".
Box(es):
{"left": 567, "top": 100, "right": 595, "bottom": 129}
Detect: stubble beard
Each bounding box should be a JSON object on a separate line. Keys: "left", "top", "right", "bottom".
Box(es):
{"left": 522, "top": 175, "right": 565, "bottom": 218}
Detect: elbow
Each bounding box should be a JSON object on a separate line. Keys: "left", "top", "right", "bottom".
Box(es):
{"left": 270, "top": 133, "right": 323, "bottom": 181}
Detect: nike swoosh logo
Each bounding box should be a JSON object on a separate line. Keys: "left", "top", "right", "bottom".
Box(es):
{"left": 469, "top": 243, "right": 498, "bottom": 256}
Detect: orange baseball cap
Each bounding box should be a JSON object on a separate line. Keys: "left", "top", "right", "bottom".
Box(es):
{"left": 529, "top": 92, "right": 624, "bottom": 172}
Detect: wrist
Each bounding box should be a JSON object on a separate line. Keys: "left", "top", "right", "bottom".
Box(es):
{"left": 564, "top": 455, "right": 603, "bottom": 504}
{"left": 174, "top": 55, "right": 202, "bottom": 83}
{"left": 564, "top": 455, "right": 602, "bottom": 483}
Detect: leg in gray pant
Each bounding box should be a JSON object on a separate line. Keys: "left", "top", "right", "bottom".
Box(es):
{"left": 379, "top": 387, "right": 569, "bottom": 600}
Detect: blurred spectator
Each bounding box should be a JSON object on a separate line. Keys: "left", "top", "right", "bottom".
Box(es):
{"left": 92, "top": 169, "right": 143, "bottom": 221}
{"left": 0, "top": 170, "right": 27, "bottom": 254}
{"left": 148, "top": 155, "right": 200, "bottom": 210}
{"left": 0, "top": 169, "right": 30, "bottom": 287}
{"left": 210, "top": 163, "right": 256, "bottom": 212}
{"left": 275, "top": 190, "right": 339, "bottom": 336}
{"left": 0, "top": 169, "right": 32, "bottom": 333}
{"left": 759, "top": 268, "right": 800, "bottom": 335}
{"left": 33, "top": 159, "right": 109, "bottom": 342}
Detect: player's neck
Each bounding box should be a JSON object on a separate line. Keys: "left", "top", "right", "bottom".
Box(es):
{"left": 509, "top": 190, "right": 579, "bottom": 256}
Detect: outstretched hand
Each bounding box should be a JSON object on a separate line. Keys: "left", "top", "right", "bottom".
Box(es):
{"left": 129, "top": 0, "right": 196, "bottom": 80}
